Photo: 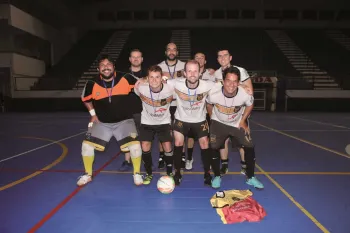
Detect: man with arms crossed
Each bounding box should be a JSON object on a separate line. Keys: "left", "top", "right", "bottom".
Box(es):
{"left": 207, "top": 66, "right": 263, "bottom": 189}
{"left": 134, "top": 65, "right": 174, "bottom": 185}
{"left": 214, "top": 49, "right": 253, "bottom": 176}
{"left": 78, "top": 54, "right": 143, "bottom": 186}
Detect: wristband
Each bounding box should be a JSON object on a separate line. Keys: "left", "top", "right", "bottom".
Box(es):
{"left": 89, "top": 109, "right": 96, "bottom": 116}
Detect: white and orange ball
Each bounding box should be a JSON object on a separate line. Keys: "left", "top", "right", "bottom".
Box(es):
{"left": 157, "top": 175, "right": 175, "bottom": 194}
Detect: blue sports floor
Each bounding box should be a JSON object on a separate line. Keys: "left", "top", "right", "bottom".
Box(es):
{"left": 1, "top": 111, "right": 350, "bottom": 233}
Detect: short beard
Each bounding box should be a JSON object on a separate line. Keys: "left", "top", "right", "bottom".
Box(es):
{"left": 100, "top": 73, "right": 113, "bottom": 80}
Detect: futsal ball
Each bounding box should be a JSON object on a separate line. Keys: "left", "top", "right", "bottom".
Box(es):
{"left": 157, "top": 175, "right": 175, "bottom": 194}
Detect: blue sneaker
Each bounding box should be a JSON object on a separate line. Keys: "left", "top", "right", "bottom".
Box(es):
{"left": 246, "top": 177, "right": 264, "bottom": 189}
{"left": 211, "top": 176, "right": 221, "bottom": 189}
{"left": 118, "top": 161, "right": 132, "bottom": 171}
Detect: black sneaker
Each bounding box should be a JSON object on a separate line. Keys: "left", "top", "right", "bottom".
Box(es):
{"left": 204, "top": 173, "right": 212, "bottom": 186}
{"left": 158, "top": 158, "right": 165, "bottom": 169}
{"left": 173, "top": 173, "right": 182, "bottom": 186}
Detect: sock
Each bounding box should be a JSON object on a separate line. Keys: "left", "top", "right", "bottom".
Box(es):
{"left": 200, "top": 148, "right": 212, "bottom": 176}
{"left": 211, "top": 149, "right": 221, "bottom": 177}
{"left": 159, "top": 151, "right": 164, "bottom": 160}
{"left": 164, "top": 150, "right": 174, "bottom": 175}
{"left": 173, "top": 146, "right": 183, "bottom": 175}
{"left": 181, "top": 152, "right": 186, "bottom": 161}
{"left": 187, "top": 147, "right": 194, "bottom": 160}
{"left": 244, "top": 147, "right": 256, "bottom": 178}
{"left": 131, "top": 156, "right": 142, "bottom": 174}
{"left": 142, "top": 151, "right": 152, "bottom": 175}
{"left": 221, "top": 159, "right": 229, "bottom": 170}
{"left": 82, "top": 156, "right": 94, "bottom": 176}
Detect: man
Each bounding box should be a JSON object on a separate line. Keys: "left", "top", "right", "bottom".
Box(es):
{"left": 78, "top": 54, "right": 143, "bottom": 186}
{"left": 158, "top": 42, "right": 188, "bottom": 169}
{"left": 214, "top": 49, "right": 253, "bottom": 176}
{"left": 167, "top": 60, "right": 221, "bottom": 188}
{"left": 207, "top": 66, "right": 263, "bottom": 189}
{"left": 119, "top": 49, "right": 147, "bottom": 171}
{"left": 134, "top": 65, "right": 174, "bottom": 185}
{"left": 184, "top": 52, "right": 217, "bottom": 170}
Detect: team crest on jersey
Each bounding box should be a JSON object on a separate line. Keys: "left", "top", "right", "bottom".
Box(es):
{"left": 197, "top": 94, "right": 203, "bottom": 101}
{"left": 176, "top": 70, "right": 182, "bottom": 77}
{"left": 234, "top": 106, "right": 242, "bottom": 113}
{"left": 160, "top": 99, "right": 167, "bottom": 106}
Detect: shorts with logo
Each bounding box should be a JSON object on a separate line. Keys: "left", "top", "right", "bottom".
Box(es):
{"left": 139, "top": 123, "right": 173, "bottom": 143}
{"left": 209, "top": 120, "right": 254, "bottom": 150}
{"left": 84, "top": 119, "right": 139, "bottom": 152}
{"left": 173, "top": 118, "right": 209, "bottom": 139}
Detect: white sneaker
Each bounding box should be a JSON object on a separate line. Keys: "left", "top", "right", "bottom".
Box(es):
{"left": 133, "top": 173, "right": 143, "bottom": 186}
{"left": 185, "top": 159, "right": 193, "bottom": 170}
{"left": 77, "top": 174, "right": 92, "bottom": 186}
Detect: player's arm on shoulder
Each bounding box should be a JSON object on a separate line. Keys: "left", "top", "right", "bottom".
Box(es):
{"left": 240, "top": 68, "right": 253, "bottom": 95}
{"left": 205, "top": 91, "right": 214, "bottom": 117}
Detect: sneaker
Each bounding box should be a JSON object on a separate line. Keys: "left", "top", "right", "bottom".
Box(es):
{"left": 158, "top": 158, "right": 165, "bottom": 169}
{"left": 185, "top": 159, "right": 193, "bottom": 170}
{"left": 173, "top": 173, "right": 182, "bottom": 186}
{"left": 220, "top": 167, "right": 228, "bottom": 176}
{"left": 118, "top": 161, "right": 132, "bottom": 171}
{"left": 211, "top": 176, "right": 221, "bottom": 189}
{"left": 77, "top": 174, "right": 92, "bottom": 186}
{"left": 181, "top": 157, "right": 186, "bottom": 169}
{"left": 246, "top": 177, "right": 264, "bottom": 189}
{"left": 240, "top": 166, "right": 246, "bottom": 175}
{"left": 133, "top": 173, "right": 143, "bottom": 186}
{"left": 204, "top": 173, "right": 212, "bottom": 186}
{"left": 143, "top": 174, "right": 153, "bottom": 185}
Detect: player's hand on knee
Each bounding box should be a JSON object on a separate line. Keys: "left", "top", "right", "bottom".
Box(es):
{"left": 239, "top": 120, "right": 249, "bottom": 134}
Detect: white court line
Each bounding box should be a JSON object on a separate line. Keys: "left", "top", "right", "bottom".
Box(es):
{"left": 0, "top": 131, "right": 86, "bottom": 163}
{"left": 288, "top": 116, "right": 350, "bottom": 130}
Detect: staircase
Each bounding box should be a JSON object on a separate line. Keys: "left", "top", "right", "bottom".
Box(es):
{"left": 76, "top": 31, "right": 131, "bottom": 89}
{"left": 266, "top": 30, "right": 340, "bottom": 90}
{"left": 326, "top": 30, "right": 350, "bottom": 52}
{"left": 170, "top": 30, "right": 191, "bottom": 61}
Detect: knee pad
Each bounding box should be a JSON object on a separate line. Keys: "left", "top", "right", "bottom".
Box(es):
{"left": 82, "top": 142, "right": 95, "bottom": 156}
{"left": 128, "top": 143, "right": 142, "bottom": 158}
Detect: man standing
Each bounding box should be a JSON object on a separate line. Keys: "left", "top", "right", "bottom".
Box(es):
{"left": 119, "top": 49, "right": 147, "bottom": 171}
{"left": 134, "top": 65, "right": 174, "bottom": 185}
{"left": 78, "top": 54, "right": 143, "bottom": 186}
{"left": 167, "top": 60, "right": 221, "bottom": 188}
{"left": 207, "top": 66, "right": 263, "bottom": 189}
{"left": 158, "top": 43, "right": 187, "bottom": 169}
{"left": 214, "top": 49, "right": 253, "bottom": 176}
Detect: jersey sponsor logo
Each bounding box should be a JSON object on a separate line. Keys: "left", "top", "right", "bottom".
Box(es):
{"left": 215, "top": 104, "right": 243, "bottom": 115}
{"left": 140, "top": 93, "right": 173, "bottom": 107}
{"left": 175, "top": 89, "right": 209, "bottom": 102}
{"left": 154, "top": 108, "right": 167, "bottom": 113}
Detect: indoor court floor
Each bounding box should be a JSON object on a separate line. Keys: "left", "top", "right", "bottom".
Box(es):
{"left": 0, "top": 111, "right": 350, "bottom": 233}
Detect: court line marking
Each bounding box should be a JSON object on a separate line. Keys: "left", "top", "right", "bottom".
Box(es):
{"left": 256, "top": 164, "right": 330, "bottom": 233}
{"left": 2, "top": 168, "right": 350, "bottom": 175}
{"left": 28, "top": 152, "right": 121, "bottom": 233}
{"left": 251, "top": 121, "right": 350, "bottom": 159}
{"left": 0, "top": 131, "right": 86, "bottom": 163}
{"left": 288, "top": 116, "right": 350, "bottom": 130}
{"left": 0, "top": 137, "right": 68, "bottom": 192}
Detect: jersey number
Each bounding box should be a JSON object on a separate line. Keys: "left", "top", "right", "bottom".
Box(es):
{"left": 201, "top": 122, "right": 209, "bottom": 132}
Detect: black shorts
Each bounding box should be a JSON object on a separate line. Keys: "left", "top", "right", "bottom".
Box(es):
{"left": 187, "top": 114, "right": 210, "bottom": 140}
{"left": 173, "top": 119, "right": 209, "bottom": 139}
{"left": 139, "top": 123, "right": 173, "bottom": 143}
{"left": 170, "top": 106, "right": 176, "bottom": 124}
{"left": 133, "top": 113, "right": 141, "bottom": 133}
{"left": 231, "top": 117, "right": 250, "bottom": 149}
{"left": 209, "top": 120, "right": 254, "bottom": 150}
